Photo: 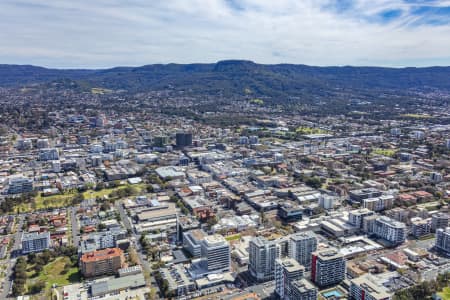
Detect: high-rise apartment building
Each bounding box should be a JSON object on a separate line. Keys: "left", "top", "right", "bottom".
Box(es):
{"left": 21, "top": 232, "right": 51, "bottom": 254}
{"left": 348, "top": 208, "right": 375, "bottom": 229}
{"left": 249, "top": 236, "right": 281, "bottom": 282}
{"left": 311, "top": 248, "right": 346, "bottom": 288}
{"left": 435, "top": 227, "right": 450, "bottom": 256}
{"left": 275, "top": 258, "right": 304, "bottom": 300}
{"left": 373, "top": 216, "right": 406, "bottom": 245}
{"left": 432, "top": 213, "right": 449, "bottom": 232}
{"left": 288, "top": 231, "right": 317, "bottom": 270}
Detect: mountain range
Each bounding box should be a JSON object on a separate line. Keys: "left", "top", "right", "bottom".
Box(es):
{"left": 1, "top": 60, "right": 450, "bottom": 98}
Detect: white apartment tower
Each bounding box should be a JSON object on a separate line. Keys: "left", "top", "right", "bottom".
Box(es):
{"left": 288, "top": 231, "right": 317, "bottom": 270}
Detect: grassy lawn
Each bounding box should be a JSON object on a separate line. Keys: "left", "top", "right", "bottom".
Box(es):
{"left": 296, "top": 126, "right": 328, "bottom": 135}
{"left": 400, "top": 113, "right": 432, "bottom": 119}
{"left": 35, "top": 192, "right": 76, "bottom": 209}
{"left": 91, "top": 87, "right": 113, "bottom": 94}
{"left": 225, "top": 233, "right": 241, "bottom": 241}
{"left": 82, "top": 183, "right": 146, "bottom": 199}
{"left": 15, "top": 183, "right": 147, "bottom": 213}
{"left": 15, "top": 192, "right": 76, "bottom": 213}
{"left": 249, "top": 98, "right": 264, "bottom": 105}
{"left": 15, "top": 202, "right": 31, "bottom": 213}
{"left": 438, "top": 287, "right": 450, "bottom": 300}
{"left": 83, "top": 188, "right": 115, "bottom": 199}
{"left": 27, "top": 257, "right": 81, "bottom": 297}
{"left": 372, "top": 148, "right": 397, "bottom": 157}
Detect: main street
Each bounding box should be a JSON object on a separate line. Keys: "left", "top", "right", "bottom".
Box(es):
{"left": 1, "top": 215, "right": 24, "bottom": 300}
{"left": 115, "top": 201, "right": 152, "bottom": 284}
{"left": 69, "top": 206, "right": 79, "bottom": 247}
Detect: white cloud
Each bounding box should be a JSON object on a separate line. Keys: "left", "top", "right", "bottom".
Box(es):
{"left": 0, "top": 0, "right": 449, "bottom": 68}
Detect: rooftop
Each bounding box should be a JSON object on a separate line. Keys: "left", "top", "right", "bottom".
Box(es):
{"left": 80, "top": 247, "right": 123, "bottom": 263}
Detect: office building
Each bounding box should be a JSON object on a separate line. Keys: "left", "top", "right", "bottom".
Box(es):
{"left": 373, "top": 216, "right": 406, "bottom": 245}
{"left": 311, "top": 248, "right": 346, "bottom": 288}
{"left": 278, "top": 204, "right": 302, "bottom": 223}
{"left": 36, "top": 138, "right": 50, "bottom": 149}
{"left": 21, "top": 232, "right": 51, "bottom": 254}
{"left": 290, "top": 279, "right": 318, "bottom": 300}
{"left": 288, "top": 232, "right": 317, "bottom": 270}
{"left": 249, "top": 136, "right": 259, "bottom": 144}
{"left": 319, "top": 195, "right": 335, "bottom": 210}
{"left": 349, "top": 188, "right": 382, "bottom": 203}
{"left": 183, "top": 229, "right": 206, "bottom": 258}
{"left": 38, "top": 148, "right": 59, "bottom": 161}
{"left": 390, "top": 128, "right": 401, "bottom": 136}
{"left": 16, "top": 139, "right": 32, "bottom": 150}
{"left": 432, "top": 213, "right": 449, "bottom": 232}
{"left": 430, "top": 172, "right": 443, "bottom": 183}
{"left": 239, "top": 136, "right": 249, "bottom": 144}
{"left": 7, "top": 176, "right": 33, "bottom": 194}
{"left": 275, "top": 258, "right": 304, "bottom": 300}
{"left": 188, "top": 234, "right": 230, "bottom": 279}
{"left": 412, "top": 130, "right": 425, "bottom": 139}
{"left": 80, "top": 248, "right": 125, "bottom": 278}
{"left": 435, "top": 227, "right": 450, "bottom": 256}
{"left": 176, "top": 132, "right": 193, "bottom": 148}
{"left": 249, "top": 236, "right": 281, "bottom": 282}
{"left": 201, "top": 235, "right": 230, "bottom": 273}
{"left": 153, "top": 135, "right": 170, "bottom": 148}
{"left": 350, "top": 274, "right": 392, "bottom": 300}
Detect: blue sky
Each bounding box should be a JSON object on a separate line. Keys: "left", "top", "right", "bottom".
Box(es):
{"left": 1, "top": 0, "right": 450, "bottom": 68}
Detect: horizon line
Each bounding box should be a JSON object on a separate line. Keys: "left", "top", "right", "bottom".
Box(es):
{"left": 1, "top": 59, "right": 450, "bottom": 70}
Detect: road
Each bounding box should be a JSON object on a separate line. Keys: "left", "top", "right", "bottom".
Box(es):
{"left": 1, "top": 215, "right": 24, "bottom": 299}
{"left": 115, "top": 201, "right": 152, "bottom": 283}
{"left": 69, "top": 207, "right": 79, "bottom": 247}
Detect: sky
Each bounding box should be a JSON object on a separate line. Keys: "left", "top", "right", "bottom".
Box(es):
{"left": 1, "top": 0, "right": 450, "bottom": 68}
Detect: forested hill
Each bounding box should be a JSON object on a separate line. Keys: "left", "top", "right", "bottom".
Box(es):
{"left": 1, "top": 60, "right": 450, "bottom": 97}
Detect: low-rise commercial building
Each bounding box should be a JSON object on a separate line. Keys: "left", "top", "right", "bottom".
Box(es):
{"left": 90, "top": 273, "right": 146, "bottom": 297}
{"left": 350, "top": 274, "right": 392, "bottom": 300}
